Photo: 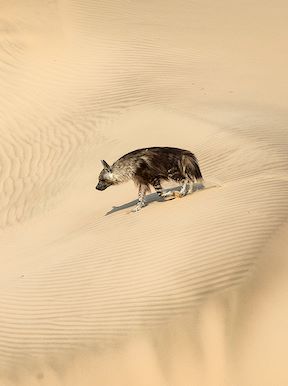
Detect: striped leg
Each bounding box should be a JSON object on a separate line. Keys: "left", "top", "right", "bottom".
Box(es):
{"left": 152, "top": 178, "right": 174, "bottom": 200}
{"left": 152, "top": 178, "right": 164, "bottom": 198}
{"left": 132, "top": 184, "right": 148, "bottom": 212}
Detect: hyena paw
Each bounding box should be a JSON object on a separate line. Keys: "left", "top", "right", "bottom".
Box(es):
{"left": 161, "top": 191, "right": 176, "bottom": 200}
{"left": 132, "top": 202, "right": 146, "bottom": 212}
{"left": 174, "top": 191, "right": 185, "bottom": 198}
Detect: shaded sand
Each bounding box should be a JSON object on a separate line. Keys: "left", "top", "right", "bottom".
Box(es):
{"left": 1, "top": 1, "right": 288, "bottom": 385}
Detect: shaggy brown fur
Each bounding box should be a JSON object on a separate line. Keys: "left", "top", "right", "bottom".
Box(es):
{"left": 96, "top": 147, "right": 203, "bottom": 211}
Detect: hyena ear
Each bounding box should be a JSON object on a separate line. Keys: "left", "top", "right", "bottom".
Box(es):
{"left": 101, "top": 160, "right": 111, "bottom": 172}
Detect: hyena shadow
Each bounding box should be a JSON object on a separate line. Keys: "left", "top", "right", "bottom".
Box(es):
{"left": 105, "top": 184, "right": 205, "bottom": 216}
{"left": 105, "top": 190, "right": 170, "bottom": 216}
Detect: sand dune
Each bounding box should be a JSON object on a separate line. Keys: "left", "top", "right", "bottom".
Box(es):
{"left": 1, "top": 1, "right": 288, "bottom": 385}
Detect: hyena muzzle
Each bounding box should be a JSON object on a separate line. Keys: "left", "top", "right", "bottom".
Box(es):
{"left": 96, "top": 147, "right": 203, "bottom": 212}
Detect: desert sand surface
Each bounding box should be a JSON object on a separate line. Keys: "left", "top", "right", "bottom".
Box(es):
{"left": 1, "top": 1, "right": 288, "bottom": 385}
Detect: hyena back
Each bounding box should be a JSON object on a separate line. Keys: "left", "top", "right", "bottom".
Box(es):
{"left": 96, "top": 147, "right": 203, "bottom": 211}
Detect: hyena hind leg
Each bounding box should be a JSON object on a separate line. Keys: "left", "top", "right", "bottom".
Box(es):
{"left": 132, "top": 184, "right": 148, "bottom": 212}
{"left": 174, "top": 178, "right": 194, "bottom": 198}
{"left": 186, "top": 179, "right": 195, "bottom": 194}
{"left": 152, "top": 179, "right": 175, "bottom": 200}
{"left": 186, "top": 177, "right": 205, "bottom": 194}
{"left": 179, "top": 179, "right": 190, "bottom": 196}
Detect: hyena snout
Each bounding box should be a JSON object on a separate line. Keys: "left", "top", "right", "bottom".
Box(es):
{"left": 96, "top": 181, "right": 110, "bottom": 191}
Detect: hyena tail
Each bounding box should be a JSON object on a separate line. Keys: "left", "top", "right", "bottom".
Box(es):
{"left": 182, "top": 153, "right": 203, "bottom": 182}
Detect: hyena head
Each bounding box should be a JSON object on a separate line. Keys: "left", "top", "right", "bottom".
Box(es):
{"left": 96, "top": 160, "right": 115, "bottom": 191}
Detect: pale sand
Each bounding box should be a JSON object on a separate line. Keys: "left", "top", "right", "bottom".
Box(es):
{"left": 1, "top": 1, "right": 288, "bottom": 385}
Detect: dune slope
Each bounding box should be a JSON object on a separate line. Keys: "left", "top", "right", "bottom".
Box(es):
{"left": 0, "top": 1, "right": 288, "bottom": 385}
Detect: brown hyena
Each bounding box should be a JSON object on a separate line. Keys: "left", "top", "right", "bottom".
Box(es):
{"left": 96, "top": 147, "right": 204, "bottom": 211}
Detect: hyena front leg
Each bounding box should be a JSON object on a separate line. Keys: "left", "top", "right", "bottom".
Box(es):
{"left": 132, "top": 184, "right": 148, "bottom": 212}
